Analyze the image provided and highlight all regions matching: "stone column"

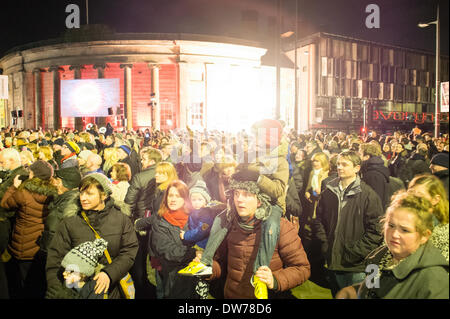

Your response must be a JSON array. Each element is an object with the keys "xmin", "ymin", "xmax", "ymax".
[
  {"xmin": 69, "ymin": 64, "xmax": 85, "ymax": 79},
  {"xmin": 94, "ymin": 63, "xmax": 106, "ymax": 79},
  {"xmin": 49, "ymin": 66, "xmax": 64, "ymax": 130},
  {"xmin": 178, "ymin": 62, "xmax": 189, "ymax": 129},
  {"xmin": 120, "ymin": 64, "xmax": 133, "ymax": 131},
  {"xmin": 149, "ymin": 64, "xmax": 161, "ymax": 130},
  {"xmin": 32, "ymin": 68, "xmax": 42, "ymax": 129}
]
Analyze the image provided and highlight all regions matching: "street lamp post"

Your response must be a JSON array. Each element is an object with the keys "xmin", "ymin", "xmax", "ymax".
[{"xmin": 418, "ymin": 4, "xmax": 440, "ymax": 138}]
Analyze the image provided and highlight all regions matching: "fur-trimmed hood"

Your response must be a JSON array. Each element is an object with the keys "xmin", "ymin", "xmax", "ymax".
[{"xmin": 19, "ymin": 177, "xmax": 58, "ymax": 200}]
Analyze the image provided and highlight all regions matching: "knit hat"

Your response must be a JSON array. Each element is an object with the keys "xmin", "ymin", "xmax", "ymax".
[
  {"xmin": 61, "ymin": 238, "xmax": 108, "ymax": 277},
  {"xmin": 53, "ymin": 138, "xmax": 64, "ymax": 146},
  {"xmin": 251, "ymin": 119, "xmax": 282, "ymax": 148},
  {"xmin": 189, "ymin": 180, "xmax": 211, "ymax": 203},
  {"xmin": 54, "ymin": 167, "xmax": 82, "ymax": 189},
  {"xmin": 82, "ymin": 173, "xmax": 113, "ymax": 195},
  {"xmin": 229, "ymin": 168, "xmax": 272, "ymax": 221},
  {"xmin": 430, "ymin": 153, "xmax": 449, "ymax": 169},
  {"xmin": 64, "ymin": 141, "xmax": 80, "ymax": 154},
  {"xmin": 78, "ymin": 150, "xmax": 93, "ymax": 162},
  {"xmin": 29, "ymin": 160, "xmax": 54, "ymax": 180},
  {"xmin": 118, "ymin": 145, "xmax": 131, "ymax": 156}
]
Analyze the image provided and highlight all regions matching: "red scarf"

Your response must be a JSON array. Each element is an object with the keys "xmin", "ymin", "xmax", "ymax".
[
  {"xmin": 163, "ymin": 209, "xmax": 189, "ymax": 229},
  {"xmin": 61, "ymin": 152, "xmax": 76, "ymax": 163}
]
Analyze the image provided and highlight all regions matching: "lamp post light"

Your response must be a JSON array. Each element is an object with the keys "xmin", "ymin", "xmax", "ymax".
[{"xmin": 418, "ymin": 4, "xmax": 440, "ymax": 138}]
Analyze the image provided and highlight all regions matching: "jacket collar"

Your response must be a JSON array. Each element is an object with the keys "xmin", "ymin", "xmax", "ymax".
[{"xmin": 326, "ymin": 175, "xmax": 362, "ymax": 197}]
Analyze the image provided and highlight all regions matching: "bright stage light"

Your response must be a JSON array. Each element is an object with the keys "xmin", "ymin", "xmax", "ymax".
[{"xmin": 73, "ymin": 83, "xmax": 102, "ymax": 113}]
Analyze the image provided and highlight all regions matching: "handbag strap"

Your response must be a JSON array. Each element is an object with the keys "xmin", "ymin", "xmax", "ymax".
[{"xmin": 81, "ymin": 211, "xmax": 113, "ymax": 264}]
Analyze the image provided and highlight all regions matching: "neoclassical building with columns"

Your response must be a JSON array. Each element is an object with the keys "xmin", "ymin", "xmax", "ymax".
[{"xmin": 0, "ymin": 26, "xmax": 295, "ymax": 132}]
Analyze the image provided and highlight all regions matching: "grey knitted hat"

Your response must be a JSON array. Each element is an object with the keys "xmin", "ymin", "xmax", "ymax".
[
  {"xmin": 189, "ymin": 180, "xmax": 211, "ymax": 203},
  {"xmin": 61, "ymin": 238, "xmax": 108, "ymax": 277},
  {"xmin": 82, "ymin": 173, "xmax": 113, "ymax": 195}
]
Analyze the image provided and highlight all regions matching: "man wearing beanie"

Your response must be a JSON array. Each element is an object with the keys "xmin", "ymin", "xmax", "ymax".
[
  {"xmin": 180, "ymin": 167, "xmax": 310, "ymax": 299},
  {"xmin": 52, "ymin": 137, "xmax": 65, "ymax": 166},
  {"xmin": 60, "ymin": 238, "xmax": 109, "ymax": 299},
  {"xmin": 60, "ymin": 141, "xmax": 80, "ymax": 169},
  {"xmin": 40, "ymin": 167, "xmax": 83, "ymax": 254},
  {"xmin": 430, "ymin": 152, "xmax": 449, "ymax": 194},
  {"xmin": 118, "ymin": 144, "xmax": 141, "ymax": 178}
]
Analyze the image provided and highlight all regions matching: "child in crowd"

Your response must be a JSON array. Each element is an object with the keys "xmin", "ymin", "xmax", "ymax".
[{"xmin": 61, "ymin": 238, "xmax": 109, "ymax": 299}]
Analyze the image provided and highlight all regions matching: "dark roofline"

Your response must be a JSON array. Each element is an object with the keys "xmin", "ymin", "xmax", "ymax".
[{"xmin": 2, "ymin": 26, "xmax": 264, "ymax": 57}]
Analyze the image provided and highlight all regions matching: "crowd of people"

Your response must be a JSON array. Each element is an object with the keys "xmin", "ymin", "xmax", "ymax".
[{"xmin": 0, "ymin": 120, "xmax": 448, "ymax": 299}]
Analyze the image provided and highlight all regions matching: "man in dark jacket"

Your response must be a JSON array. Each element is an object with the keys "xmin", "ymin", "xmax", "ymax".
[
  {"xmin": 0, "ymin": 148, "xmax": 29, "ymax": 299},
  {"xmin": 118, "ymin": 144, "xmax": 141, "ymax": 178},
  {"xmin": 124, "ymin": 147, "xmax": 162, "ymax": 299},
  {"xmin": 359, "ymin": 143, "xmax": 391, "ymax": 209},
  {"xmin": 314, "ymin": 150, "xmax": 384, "ymax": 297},
  {"xmin": 401, "ymin": 144, "xmax": 431, "ymax": 185},
  {"xmin": 430, "ymin": 152, "xmax": 449, "ymax": 194}
]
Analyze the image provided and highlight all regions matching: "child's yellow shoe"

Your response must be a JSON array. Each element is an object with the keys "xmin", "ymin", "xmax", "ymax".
[
  {"xmin": 178, "ymin": 261, "xmax": 212, "ymax": 276},
  {"xmin": 178, "ymin": 261, "xmax": 199, "ymax": 274},
  {"xmin": 252, "ymin": 276, "xmax": 268, "ymax": 299}
]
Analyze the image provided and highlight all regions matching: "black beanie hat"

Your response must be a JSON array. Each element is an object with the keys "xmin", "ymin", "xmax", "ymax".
[
  {"xmin": 54, "ymin": 167, "xmax": 82, "ymax": 189},
  {"xmin": 430, "ymin": 153, "xmax": 449, "ymax": 169},
  {"xmin": 53, "ymin": 138, "xmax": 64, "ymax": 146}
]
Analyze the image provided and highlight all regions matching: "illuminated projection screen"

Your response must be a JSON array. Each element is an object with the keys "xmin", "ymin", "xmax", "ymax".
[{"xmin": 61, "ymin": 79, "xmax": 120, "ymax": 117}]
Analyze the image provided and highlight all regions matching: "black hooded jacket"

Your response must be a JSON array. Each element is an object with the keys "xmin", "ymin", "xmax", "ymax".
[{"xmin": 360, "ymin": 156, "xmax": 390, "ymax": 209}]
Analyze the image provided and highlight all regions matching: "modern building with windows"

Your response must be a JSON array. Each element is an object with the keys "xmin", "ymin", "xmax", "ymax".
[{"xmin": 285, "ymin": 32, "xmax": 449, "ymax": 134}]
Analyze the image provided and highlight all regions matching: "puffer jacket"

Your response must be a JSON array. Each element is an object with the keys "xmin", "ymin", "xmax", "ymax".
[
  {"xmin": 1, "ymin": 178, "xmax": 58, "ymax": 260},
  {"xmin": 45, "ymin": 197, "xmax": 138, "ymax": 299},
  {"xmin": 314, "ymin": 176, "xmax": 384, "ymax": 272},
  {"xmin": 211, "ymin": 212, "xmax": 311, "ymax": 299},
  {"xmin": 39, "ymin": 189, "xmax": 80, "ymax": 254},
  {"xmin": 357, "ymin": 242, "xmax": 449, "ymax": 299},
  {"xmin": 124, "ymin": 165, "xmax": 157, "ymax": 221}
]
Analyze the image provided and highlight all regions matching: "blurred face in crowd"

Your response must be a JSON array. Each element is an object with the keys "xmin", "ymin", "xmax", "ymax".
[
  {"xmin": 0, "ymin": 153, "xmax": 14, "ymax": 171},
  {"xmin": 140, "ymin": 154, "xmax": 155, "ymax": 169},
  {"xmin": 233, "ymin": 189, "xmax": 260, "ymax": 221},
  {"xmin": 395, "ymin": 144, "xmax": 404, "ymax": 154},
  {"xmin": 295, "ymin": 150, "xmax": 305, "ymax": 162},
  {"xmin": 384, "ymin": 208, "xmax": 429, "ymax": 262},
  {"xmin": 155, "ymin": 170, "xmax": 168, "ymax": 184},
  {"xmin": 305, "ymin": 143, "xmax": 315, "ymax": 155},
  {"xmin": 167, "ymin": 186, "xmax": 185, "ymax": 211},
  {"xmin": 312, "ymin": 157, "xmax": 323, "ymax": 170},
  {"xmin": 221, "ymin": 166, "xmax": 236, "ymax": 180},
  {"xmin": 190, "ymin": 192, "xmax": 207, "ymax": 210},
  {"xmin": 80, "ymin": 185, "xmax": 106, "ymax": 211},
  {"xmin": 105, "ymin": 136, "xmax": 114, "ymax": 146},
  {"xmin": 60, "ymin": 144, "xmax": 71, "ymax": 157}
]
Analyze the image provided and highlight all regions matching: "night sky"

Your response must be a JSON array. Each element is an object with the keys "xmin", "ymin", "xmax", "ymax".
[{"xmin": 0, "ymin": 0, "xmax": 448, "ymax": 58}]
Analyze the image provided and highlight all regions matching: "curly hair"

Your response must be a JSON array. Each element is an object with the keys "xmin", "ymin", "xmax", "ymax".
[{"xmin": 382, "ymin": 190, "xmax": 434, "ymax": 237}]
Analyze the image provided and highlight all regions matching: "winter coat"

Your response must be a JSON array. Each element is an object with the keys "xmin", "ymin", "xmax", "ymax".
[
  {"xmin": 39, "ymin": 189, "xmax": 80, "ymax": 254},
  {"xmin": 124, "ymin": 165, "xmax": 157, "ymax": 221},
  {"xmin": 360, "ymin": 156, "xmax": 390, "ymax": 209},
  {"xmin": 400, "ymin": 152, "xmax": 431, "ymax": 185},
  {"xmin": 433, "ymin": 169, "xmax": 449, "ymax": 195},
  {"xmin": 314, "ymin": 176, "xmax": 384, "ymax": 272},
  {"xmin": 119, "ymin": 150, "xmax": 141, "ymax": 178},
  {"xmin": 183, "ymin": 203, "xmax": 226, "ymax": 249},
  {"xmin": 285, "ymin": 175, "xmax": 303, "ymax": 219},
  {"xmin": 357, "ymin": 242, "xmax": 449, "ymax": 299},
  {"xmin": 148, "ymin": 214, "xmax": 197, "ymax": 298},
  {"xmin": 250, "ymin": 140, "xmax": 290, "ymax": 213},
  {"xmin": 211, "ymin": 213, "xmax": 311, "ymax": 299},
  {"xmin": 202, "ymin": 165, "xmax": 227, "ymax": 203},
  {"xmin": 430, "ymin": 223, "xmax": 449, "ymax": 262},
  {"xmin": 0, "ymin": 166, "xmax": 29, "ymax": 253},
  {"xmin": 388, "ymin": 151, "xmax": 408, "ymax": 179},
  {"xmin": 45, "ymin": 197, "xmax": 138, "ymax": 299},
  {"xmin": 1, "ymin": 178, "xmax": 57, "ymax": 260}
]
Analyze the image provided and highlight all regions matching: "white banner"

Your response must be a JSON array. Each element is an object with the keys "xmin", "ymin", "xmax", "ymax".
[
  {"xmin": 0, "ymin": 75, "xmax": 8, "ymax": 99},
  {"xmin": 441, "ymin": 81, "xmax": 449, "ymax": 113}
]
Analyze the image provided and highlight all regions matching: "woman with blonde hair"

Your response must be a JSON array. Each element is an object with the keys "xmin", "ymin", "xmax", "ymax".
[
  {"xmin": 305, "ymin": 152, "xmax": 329, "ymax": 217},
  {"xmin": 337, "ymin": 191, "xmax": 448, "ymax": 299},
  {"xmin": 408, "ymin": 174, "xmax": 449, "ymax": 262},
  {"xmin": 110, "ymin": 162, "xmax": 132, "ymax": 202},
  {"xmin": 102, "ymin": 147, "xmax": 120, "ymax": 176},
  {"xmin": 38, "ymin": 145, "xmax": 59, "ymax": 171}
]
